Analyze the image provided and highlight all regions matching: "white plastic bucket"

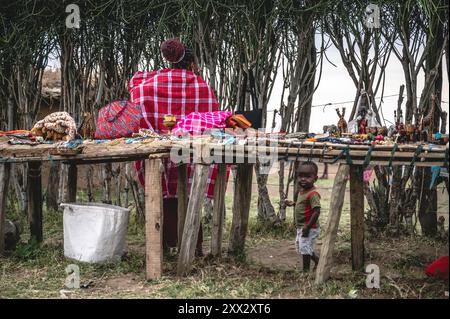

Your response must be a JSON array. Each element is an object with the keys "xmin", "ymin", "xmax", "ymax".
[{"xmin": 61, "ymin": 203, "xmax": 130, "ymax": 263}]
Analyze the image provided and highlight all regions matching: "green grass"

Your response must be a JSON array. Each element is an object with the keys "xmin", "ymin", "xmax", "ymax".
[{"xmin": 1, "ymin": 182, "xmax": 448, "ymax": 299}]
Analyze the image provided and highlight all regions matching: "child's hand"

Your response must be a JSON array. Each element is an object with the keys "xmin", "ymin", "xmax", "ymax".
[{"xmin": 284, "ymin": 200, "xmax": 295, "ymax": 207}]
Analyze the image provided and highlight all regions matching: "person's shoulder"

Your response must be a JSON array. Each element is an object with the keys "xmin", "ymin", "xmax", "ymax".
[
  {"xmin": 167, "ymin": 69, "xmax": 202, "ymax": 81},
  {"xmin": 130, "ymin": 70, "xmax": 161, "ymax": 81},
  {"xmin": 307, "ymin": 188, "xmax": 321, "ymax": 199}
]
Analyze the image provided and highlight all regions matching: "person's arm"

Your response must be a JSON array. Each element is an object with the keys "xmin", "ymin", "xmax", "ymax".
[
  {"xmin": 284, "ymin": 199, "xmax": 295, "ymax": 207},
  {"xmin": 285, "ymin": 191, "xmax": 299, "ymax": 207}
]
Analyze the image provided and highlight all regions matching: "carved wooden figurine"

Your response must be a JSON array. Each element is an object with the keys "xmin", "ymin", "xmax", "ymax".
[
  {"xmin": 420, "ymin": 94, "xmax": 437, "ymax": 141},
  {"xmin": 336, "ymin": 107, "xmax": 347, "ymax": 135},
  {"xmin": 79, "ymin": 112, "xmax": 96, "ymax": 140}
]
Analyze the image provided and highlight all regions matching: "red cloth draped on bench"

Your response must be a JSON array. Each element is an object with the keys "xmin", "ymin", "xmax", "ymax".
[{"xmin": 129, "ymin": 69, "xmax": 229, "ymax": 198}]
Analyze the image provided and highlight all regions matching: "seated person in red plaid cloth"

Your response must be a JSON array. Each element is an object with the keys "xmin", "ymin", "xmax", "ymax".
[{"xmin": 129, "ymin": 38, "xmax": 227, "ymax": 256}]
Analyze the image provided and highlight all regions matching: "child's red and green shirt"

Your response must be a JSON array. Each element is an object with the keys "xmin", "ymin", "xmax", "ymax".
[{"xmin": 294, "ymin": 187, "xmax": 321, "ymax": 229}]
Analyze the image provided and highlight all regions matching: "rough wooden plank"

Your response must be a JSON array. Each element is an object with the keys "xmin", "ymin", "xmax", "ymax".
[
  {"xmin": 228, "ymin": 164, "xmax": 253, "ymax": 255},
  {"xmin": 350, "ymin": 165, "xmax": 365, "ymax": 271},
  {"xmin": 67, "ymin": 163, "xmax": 77, "ymax": 203},
  {"xmin": 275, "ymin": 140, "xmax": 447, "ymax": 152},
  {"xmin": 1, "ymin": 139, "xmax": 447, "ymax": 168},
  {"xmin": 145, "ymin": 158, "xmax": 163, "ymax": 280},
  {"xmin": 315, "ymin": 164, "xmax": 350, "ymax": 285},
  {"xmin": 253, "ymin": 145, "xmax": 445, "ymax": 159},
  {"xmin": 173, "ymin": 139, "xmax": 447, "ymax": 152},
  {"xmin": 177, "ymin": 164, "xmax": 188, "ymax": 251},
  {"xmin": 0, "ymin": 163, "xmax": 11, "ymax": 254},
  {"xmin": 211, "ymin": 164, "xmax": 227, "ymax": 257},
  {"xmin": 0, "ymin": 145, "xmax": 172, "ymax": 164},
  {"xmin": 179, "ymin": 143, "xmax": 447, "ymax": 167},
  {"xmin": 177, "ymin": 164, "xmax": 210, "ymax": 276},
  {"xmin": 27, "ymin": 161, "xmax": 43, "ymax": 243}
]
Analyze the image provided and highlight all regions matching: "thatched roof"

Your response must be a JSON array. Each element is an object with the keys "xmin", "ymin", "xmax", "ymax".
[{"xmin": 41, "ymin": 68, "xmax": 61, "ymax": 98}]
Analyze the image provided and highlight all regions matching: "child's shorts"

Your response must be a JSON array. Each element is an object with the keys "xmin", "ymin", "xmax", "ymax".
[{"xmin": 296, "ymin": 227, "xmax": 320, "ymax": 256}]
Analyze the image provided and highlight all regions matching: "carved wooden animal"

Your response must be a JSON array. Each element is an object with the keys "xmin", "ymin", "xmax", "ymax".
[
  {"xmin": 79, "ymin": 112, "xmax": 96, "ymax": 140},
  {"xmin": 420, "ymin": 94, "xmax": 437, "ymax": 140},
  {"xmin": 336, "ymin": 108, "xmax": 347, "ymax": 135}
]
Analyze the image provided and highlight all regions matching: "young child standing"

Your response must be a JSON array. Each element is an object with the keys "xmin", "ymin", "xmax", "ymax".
[{"xmin": 286, "ymin": 161, "xmax": 321, "ymax": 272}]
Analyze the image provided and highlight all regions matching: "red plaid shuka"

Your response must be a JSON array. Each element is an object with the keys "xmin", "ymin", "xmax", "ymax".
[
  {"xmin": 129, "ymin": 69, "xmax": 227, "ymax": 198},
  {"xmin": 129, "ymin": 69, "xmax": 220, "ymax": 133}
]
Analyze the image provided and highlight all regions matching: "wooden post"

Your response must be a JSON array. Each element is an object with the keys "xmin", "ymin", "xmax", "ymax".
[
  {"xmin": 177, "ymin": 164, "xmax": 210, "ymax": 276},
  {"xmin": 211, "ymin": 164, "xmax": 227, "ymax": 257},
  {"xmin": 145, "ymin": 158, "xmax": 163, "ymax": 280},
  {"xmin": 0, "ymin": 163, "xmax": 11, "ymax": 255},
  {"xmin": 177, "ymin": 164, "xmax": 188, "ymax": 251},
  {"xmin": 27, "ymin": 161, "xmax": 43, "ymax": 243},
  {"xmin": 315, "ymin": 164, "xmax": 349, "ymax": 285},
  {"xmin": 350, "ymin": 165, "xmax": 364, "ymax": 271},
  {"xmin": 228, "ymin": 163, "xmax": 253, "ymax": 255},
  {"xmin": 67, "ymin": 163, "xmax": 77, "ymax": 203}
]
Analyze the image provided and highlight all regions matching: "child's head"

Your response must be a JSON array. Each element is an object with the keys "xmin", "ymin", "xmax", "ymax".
[{"xmin": 296, "ymin": 161, "xmax": 318, "ymax": 190}]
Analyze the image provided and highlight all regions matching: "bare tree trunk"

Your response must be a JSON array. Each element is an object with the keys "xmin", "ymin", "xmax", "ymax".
[
  {"xmin": 388, "ymin": 167, "xmax": 402, "ymax": 234},
  {"xmin": 296, "ymin": 30, "xmax": 316, "ymax": 132},
  {"xmin": 203, "ymin": 198, "xmax": 213, "ymax": 225},
  {"xmin": 137, "ymin": 186, "xmax": 145, "ymax": 221},
  {"xmin": 440, "ymin": 111, "xmax": 447, "ymax": 134},
  {"xmin": 416, "ymin": 20, "xmax": 445, "ymax": 236},
  {"xmin": 124, "ymin": 163, "xmax": 130, "ymax": 208},
  {"xmin": 255, "ymin": 160, "xmax": 280, "ymax": 226},
  {"xmin": 86, "ymin": 165, "xmax": 95, "ymax": 202},
  {"xmin": 385, "ymin": 86, "xmax": 403, "ymax": 233},
  {"xmin": 446, "ymin": 30, "xmax": 449, "ymax": 81},
  {"xmin": 12, "ymin": 164, "xmax": 27, "ymax": 215},
  {"xmin": 280, "ymin": 45, "xmax": 303, "ymax": 132},
  {"xmin": 418, "ymin": 168, "xmax": 438, "ymax": 237},
  {"xmin": 58, "ymin": 164, "xmax": 67, "ymax": 205},
  {"xmin": 7, "ymin": 94, "xmax": 14, "ymax": 131},
  {"xmin": 102, "ymin": 163, "xmax": 112, "ymax": 204},
  {"xmin": 278, "ymin": 161, "xmax": 287, "ymax": 221},
  {"xmin": 126, "ymin": 170, "xmax": 145, "ymax": 223},
  {"xmin": 46, "ymin": 162, "xmax": 60, "ymax": 211},
  {"xmin": 113, "ymin": 163, "xmax": 121, "ymax": 207}
]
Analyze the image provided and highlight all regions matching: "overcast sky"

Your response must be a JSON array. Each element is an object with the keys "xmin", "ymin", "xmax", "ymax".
[{"xmin": 267, "ymin": 39, "xmax": 449, "ymax": 133}]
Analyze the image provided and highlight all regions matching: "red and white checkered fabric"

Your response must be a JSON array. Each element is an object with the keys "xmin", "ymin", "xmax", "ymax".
[
  {"xmin": 129, "ymin": 69, "xmax": 229, "ymax": 198},
  {"xmin": 129, "ymin": 69, "xmax": 220, "ymax": 133},
  {"xmin": 150, "ymin": 160, "xmax": 230, "ymax": 200},
  {"xmin": 172, "ymin": 111, "xmax": 232, "ymax": 136}
]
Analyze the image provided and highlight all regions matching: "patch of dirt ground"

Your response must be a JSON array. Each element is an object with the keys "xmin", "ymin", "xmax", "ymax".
[
  {"xmin": 247, "ymin": 237, "xmax": 448, "ymax": 279},
  {"xmin": 248, "ymin": 239, "xmax": 321, "ymax": 271}
]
